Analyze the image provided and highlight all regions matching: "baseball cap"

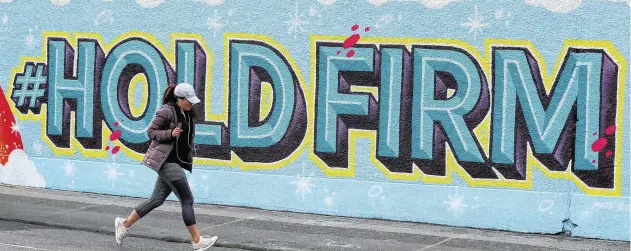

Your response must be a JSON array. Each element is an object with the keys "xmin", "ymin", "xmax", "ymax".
[{"xmin": 173, "ymin": 83, "xmax": 200, "ymax": 104}]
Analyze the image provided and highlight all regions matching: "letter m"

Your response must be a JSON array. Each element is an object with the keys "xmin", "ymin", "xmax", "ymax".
[{"xmin": 491, "ymin": 46, "xmax": 618, "ymax": 189}]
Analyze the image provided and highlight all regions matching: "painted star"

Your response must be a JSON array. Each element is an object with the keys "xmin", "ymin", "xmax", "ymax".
[
  {"xmin": 444, "ymin": 194, "xmax": 468, "ymax": 217},
  {"xmin": 33, "ymin": 142, "xmax": 43, "ymax": 155},
  {"xmin": 207, "ymin": 10, "xmax": 224, "ymax": 38},
  {"xmin": 290, "ymin": 165, "xmax": 315, "ymax": 200},
  {"xmin": 285, "ymin": 1, "xmax": 309, "ymax": 39},
  {"xmin": 324, "ymin": 192, "xmax": 335, "ymax": 206},
  {"xmin": 104, "ymin": 163, "xmax": 124, "ymax": 186},
  {"xmin": 10, "ymin": 122, "xmax": 20, "ymax": 134},
  {"xmin": 461, "ymin": 5, "xmax": 488, "ymax": 39},
  {"xmin": 25, "ymin": 28, "xmax": 35, "ymax": 49},
  {"xmin": 62, "ymin": 160, "xmax": 75, "ymax": 177}
]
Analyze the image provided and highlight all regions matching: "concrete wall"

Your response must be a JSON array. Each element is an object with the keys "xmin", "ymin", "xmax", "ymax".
[{"xmin": 0, "ymin": 0, "xmax": 629, "ymax": 241}]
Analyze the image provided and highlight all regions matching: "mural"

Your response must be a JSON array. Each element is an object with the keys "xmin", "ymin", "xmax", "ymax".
[{"xmin": 0, "ymin": 0, "xmax": 628, "ymax": 241}]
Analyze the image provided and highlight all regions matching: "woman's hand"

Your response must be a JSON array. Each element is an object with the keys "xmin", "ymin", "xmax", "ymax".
[{"xmin": 172, "ymin": 128, "xmax": 183, "ymax": 137}]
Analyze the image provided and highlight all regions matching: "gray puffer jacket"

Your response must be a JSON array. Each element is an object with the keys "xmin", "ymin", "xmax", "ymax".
[{"xmin": 141, "ymin": 102, "xmax": 195, "ymax": 172}]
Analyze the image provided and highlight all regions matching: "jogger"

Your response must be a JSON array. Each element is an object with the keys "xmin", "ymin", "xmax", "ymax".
[{"xmin": 114, "ymin": 83, "xmax": 217, "ymax": 250}]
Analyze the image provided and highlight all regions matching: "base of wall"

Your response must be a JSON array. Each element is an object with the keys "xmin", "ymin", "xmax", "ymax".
[{"xmin": 3, "ymin": 156, "xmax": 629, "ymax": 241}]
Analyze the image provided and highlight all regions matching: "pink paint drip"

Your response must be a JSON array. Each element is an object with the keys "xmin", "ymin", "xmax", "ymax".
[
  {"xmin": 591, "ymin": 138, "xmax": 608, "ymax": 152},
  {"xmin": 606, "ymin": 151, "xmax": 613, "ymax": 158},
  {"xmin": 110, "ymin": 130, "xmax": 122, "ymax": 141},
  {"xmin": 105, "ymin": 146, "xmax": 110, "ymax": 151},
  {"xmin": 112, "ymin": 146, "xmax": 120, "ymax": 154},
  {"xmin": 114, "ymin": 121, "xmax": 119, "ymax": 127},
  {"xmin": 341, "ymin": 24, "xmax": 370, "ymax": 58},
  {"xmin": 605, "ymin": 125, "xmax": 616, "ymax": 135},
  {"xmin": 343, "ymin": 34, "xmax": 361, "ymax": 49},
  {"xmin": 592, "ymin": 160, "xmax": 597, "ymax": 163}
]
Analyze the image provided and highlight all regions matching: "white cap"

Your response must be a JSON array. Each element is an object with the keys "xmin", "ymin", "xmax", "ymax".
[{"xmin": 174, "ymin": 83, "xmax": 200, "ymax": 104}]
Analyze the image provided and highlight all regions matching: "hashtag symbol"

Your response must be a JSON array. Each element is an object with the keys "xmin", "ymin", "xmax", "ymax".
[{"xmin": 11, "ymin": 63, "xmax": 48, "ymax": 114}]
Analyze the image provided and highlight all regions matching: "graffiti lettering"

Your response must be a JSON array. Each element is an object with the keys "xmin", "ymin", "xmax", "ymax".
[{"xmin": 7, "ymin": 32, "xmax": 624, "ymax": 195}]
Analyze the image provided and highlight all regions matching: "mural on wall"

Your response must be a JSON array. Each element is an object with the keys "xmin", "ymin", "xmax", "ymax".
[
  {"xmin": 6, "ymin": 31, "xmax": 625, "ymax": 195},
  {"xmin": 0, "ymin": 0, "xmax": 628, "ymax": 241}
]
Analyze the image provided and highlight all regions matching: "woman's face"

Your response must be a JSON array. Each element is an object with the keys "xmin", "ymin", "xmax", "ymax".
[{"xmin": 178, "ymin": 98, "xmax": 193, "ymax": 111}]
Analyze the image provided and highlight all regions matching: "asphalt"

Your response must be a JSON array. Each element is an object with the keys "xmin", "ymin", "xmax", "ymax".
[
  {"xmin": 0, "ymin": 219, "xmax": 242, "ymax": 251},
  {"xmin": 0, "ymin": 185, "xmax": 628, "ymax": 251}
]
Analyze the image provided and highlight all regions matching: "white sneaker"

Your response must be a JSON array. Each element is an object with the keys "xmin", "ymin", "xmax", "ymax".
[
  {"xmin": 192, "ymin": 236, "xmax": 218, "ymax": 250},
  {"xmin": 114, "ymin": 217, "xmax": 129, "ymax": 245}
]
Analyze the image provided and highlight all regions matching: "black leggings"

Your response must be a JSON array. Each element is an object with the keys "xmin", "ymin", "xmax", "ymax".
[{"xmin": 135, "ymin": 163, "xmax": 196, "ymax": 226}]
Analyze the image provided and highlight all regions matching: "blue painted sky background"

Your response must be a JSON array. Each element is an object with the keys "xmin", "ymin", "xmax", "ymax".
[{"xmin": 0, "ymin": 0, "xmax": 629, "ymax": 241}]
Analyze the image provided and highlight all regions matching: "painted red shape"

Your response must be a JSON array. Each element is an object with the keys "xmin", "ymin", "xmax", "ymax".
[
  {"xmin": 364, "ymin": 27, "xmax": 370, "ymax": 32},
  {"xmin": 336, "ymin": 50, "xmax": 341, "ymax": 55},
  {"xmin": 114, "ymin": 121, "xmax": 119, "ymax": 127},
  {"xmin": 343, "ymin": 34, "xmax": 361, "ymax": 49},
  {"xmin": 0, "ymin": 87, "xmax": 24, "ymax": 165},
  {"xmin": 605, "ymin": 125, "xmax": 616, "ymax": 135},
  {"xmin": 592, "ymin": 160, "xmax": 597, "ymax": 163},
  {"xmin": 112, "ymin": 146, "xmax": 121, "ymax": 154},
  {"xmin": 591, "ymin": 138, "xmax": 608, "ymax": 152},
  {"xmin": 110, "ymin": 130, "xmax": 122, "ymax": 141},
  {"xmin": 606, "ymin": 151, "xmax": 613, "ymax": 157},
  {"xmin": 346, "ymin": 50, "xmax": 355, "ymax": 57},
  {"xmin": 105, "ymin": 146, "xmax": 110, "ymax": 151},
  {"xmin": 593, "ymin": 132, "xmax": 597, "ymax": 136},
  {"xmin": 351, "ymin": 24, "xmax": 359, "ymax": 31}
]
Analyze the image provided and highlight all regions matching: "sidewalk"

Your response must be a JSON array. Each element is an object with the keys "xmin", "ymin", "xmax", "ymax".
[{"xmin": 0, "ymin": 185, "xmax": 628, "ymax": 251}]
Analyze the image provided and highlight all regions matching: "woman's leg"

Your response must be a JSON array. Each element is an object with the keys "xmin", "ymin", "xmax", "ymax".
[
  {"xmin": 158, "ymin": 163, "xmax": 200, "ymax": 243},
  {"xmin": 127, "ymin": 175, "xmax": 173, "ymax": 227}
]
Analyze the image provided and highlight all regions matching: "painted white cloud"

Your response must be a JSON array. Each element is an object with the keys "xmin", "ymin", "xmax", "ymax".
[
  {"xmin": 193, "ymin": 0, "xmax": 224, "ymax": 6},
  {"xmin": 50, "ymin": 0, "xmax": 71, "ymax": 6},
  {"xmin": 524, "ymin": 0, "xmax": 582, "ymax": 13},
  {"xmin": 0, "ymin": 149, "xmax": 46, "ymax": 188},
  {"xmin": 317, "ymin": 0, "xmax": 337, "ymax": 5},
  {"xmin": 0, "ymin": 0, "xmax": 13, "ymax": 3},
  {"xmin": 603, "ymin": 0, "xmax": 630, "ymax": 4},
  {"xmin": 525, "ymin": 0, "xmax": 629, "ymax": 13},
  {"xmin": 367, "ymin": 0, "xmax": 459, "ymax": 8},
  {"xmin": 136, "ymin": 0, "xmax": 163, "ymax": 8}
]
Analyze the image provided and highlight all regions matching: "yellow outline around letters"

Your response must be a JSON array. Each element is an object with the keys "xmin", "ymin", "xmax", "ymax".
[
  {"xmin": 5, "ymin": 31, "xmax": 625, "ymax": 196},
  {"xmin": 307, "ymin": 35, "xmax": 625, "ymax": 196},
  {"xmin": 5, "ymin": 31, "xmax": 310, "ymax": 172}
]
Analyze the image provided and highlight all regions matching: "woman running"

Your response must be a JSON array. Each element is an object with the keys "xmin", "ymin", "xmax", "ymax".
[{"xmin": 114, "ymin": 83, "xmax": 217, "ymax": 250}]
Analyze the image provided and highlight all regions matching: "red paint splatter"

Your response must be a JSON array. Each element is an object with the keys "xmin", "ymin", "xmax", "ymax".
[
  {"xmin": 592, "ymin": 160, "xmax": 597, "ymax": 163},
  {"xmin": 351, "ymin": 24, "xmax": 359, "ymax": 31},
  {"xmin": 605, "ymin": 125, "xmax": 616, "ymax": 135},
  {"xmin": 336, "ymin": 51, "xmax": 341, "ymax": 55},
  {"xmin": 114, "ymin": 121, "xmax": 119, "ymax": 127},
  {"xmin": 346, "ymin": 50, "xmax": 355, "ymax": 57},
  {"xmin": 343, "ymin": 34, "xmax": 361, "ymax": 49},
  {"xmin": 606, "ymin": 151, "xmax": 613, "ymax": 158},
  {"xmin": 112, "ymin": 146, "xmax": 121, "ymax": 154},
  {"xmin": 110, "ymin": 130, "xmax": 122, "ymax": 141},
  {"xmin": 0, "ymin": 87, "xmax": 24, "ymax": 165},
  {"xmin": 591, "ymin": 138, "xmax": 608, "ymax": 152},
  {"xmin": 364, "ymin": 27, "xmax": 370, "ymax": 32},
  {"xmin": 105, "ymin": 146, "xmax": 110, "ymax": 151}
]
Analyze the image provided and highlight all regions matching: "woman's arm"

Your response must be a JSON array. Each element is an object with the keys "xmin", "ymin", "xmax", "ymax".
[{"xmin": 147, "ymin": 108, "xmax": 173, "ymax": 143}]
